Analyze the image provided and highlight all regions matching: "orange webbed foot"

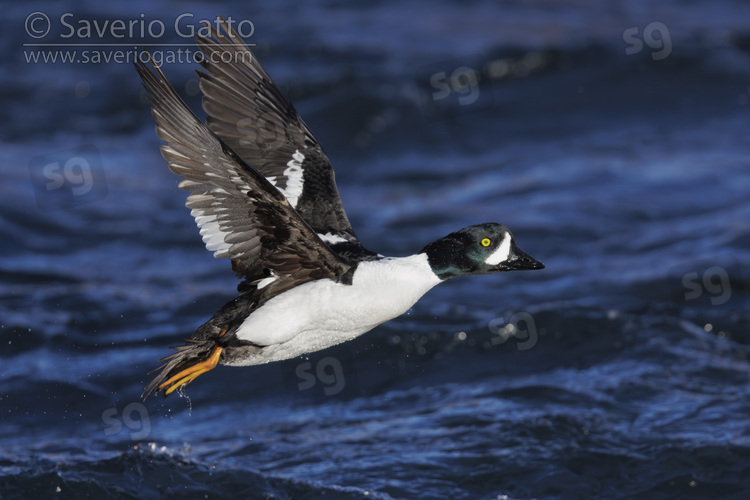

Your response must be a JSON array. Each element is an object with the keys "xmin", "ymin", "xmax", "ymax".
[{"xmin": 158, "ymin": 345, "xmax": 223, "ymax": 396}]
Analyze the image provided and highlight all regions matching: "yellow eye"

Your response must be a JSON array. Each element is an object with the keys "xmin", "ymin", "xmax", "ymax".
[{"xmin": 481, "ymin": 238, "xmax": 491, "ymax": 247}]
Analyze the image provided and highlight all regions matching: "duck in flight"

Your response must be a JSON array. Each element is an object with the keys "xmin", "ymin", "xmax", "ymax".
[{"xmin": 136, "ymin": 18, "xmax": 544, "ymax": 399}]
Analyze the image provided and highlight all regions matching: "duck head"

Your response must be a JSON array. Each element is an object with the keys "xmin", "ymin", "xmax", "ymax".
[{"xmin": 421, "ymin": 223, "xmax": 544, "ymax": 280}]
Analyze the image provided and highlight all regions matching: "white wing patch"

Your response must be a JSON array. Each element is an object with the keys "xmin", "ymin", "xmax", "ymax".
[
  {"xmin": 318, "ymin": 232, "xmax": 349, "ymax": 245},
  {"xmin": 261, "ymin": 151, "xmax": 305, "ymax": 207},
  {"xmin": 190, "ymin": 208, "xmax": 232, "ymax": 256},
  {"xmin": 484, "ymin": 234, "xmax": 512, "ymax": 266},
  {"xmin": 267, "ymin": 150, "xmax": 305, "ymax": 208},
  {"xmin": 256, "ymin": 273, "xmax": 278, "ymax": 290}
]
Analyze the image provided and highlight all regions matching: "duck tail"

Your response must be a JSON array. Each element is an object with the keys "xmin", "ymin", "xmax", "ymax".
[{"xmin": 142, "ymin": 337, "xmax": 222, "ymax": 399}]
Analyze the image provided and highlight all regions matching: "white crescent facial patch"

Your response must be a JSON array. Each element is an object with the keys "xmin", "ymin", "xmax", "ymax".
[{"xmin": 484, "ymin": 234, "xmax": 512, "ymax": 266}]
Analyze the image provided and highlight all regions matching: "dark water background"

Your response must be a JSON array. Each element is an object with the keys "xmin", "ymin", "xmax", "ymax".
[{"xmin": 2, "ymin": 1, "xmax": 750, "ymax": 498}]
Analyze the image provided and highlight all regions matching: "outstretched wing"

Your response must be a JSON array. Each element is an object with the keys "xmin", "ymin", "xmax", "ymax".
[
  {"xmin": 135, "ymin": 56, "xmax": 351, "ymax": 299},
  {"xmin": 194, "ymin": 18, "xmax": 365, "ymax": 251}
]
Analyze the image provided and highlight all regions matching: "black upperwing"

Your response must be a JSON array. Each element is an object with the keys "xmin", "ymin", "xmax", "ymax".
[
  {"xmin": 135, "ymin": 56, "xmax": 352, "ymax": 300},
  {"xmin": 194, "ymin": 18, "xmax": 372, "ymax": 258}
]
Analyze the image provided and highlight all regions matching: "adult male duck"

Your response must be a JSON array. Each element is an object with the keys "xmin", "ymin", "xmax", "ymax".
[{"xmin": 137, "ymin": 18, "xmax": 544, "ymax": 399}]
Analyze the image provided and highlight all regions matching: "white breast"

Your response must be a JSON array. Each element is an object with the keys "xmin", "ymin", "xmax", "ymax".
[{"xmin": 229, "ymin": 254, "xmax": 441, "ymax": 366}]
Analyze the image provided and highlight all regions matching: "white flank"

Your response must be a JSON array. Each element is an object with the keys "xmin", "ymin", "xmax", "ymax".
[
  {"xmin": 230, "ymin": 254, "xmax": 441, "ymax": 365},
  {"xmin": 484, "ymin": 233, "xmax": 512, "ymax": 266},
  {"xmin": 274, "ymin": 150, "xmax": 305, "ymax": 207},
  {"xmin": 318, "ymin": 232, "xmax": 349, "ymax": 245},
  {"xmin": 191, "ymin": 208, "xmax": 232, "ymax": 255}
]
